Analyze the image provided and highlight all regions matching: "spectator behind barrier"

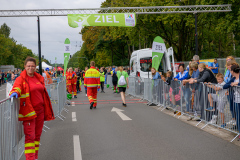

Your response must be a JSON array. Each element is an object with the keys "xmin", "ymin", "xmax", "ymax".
[
  {"xmin": 207, "ymin": 73, "xmax": 228, "ymax": 127},
  {"xmin": 189, "ymin": 63, "xmax": 217, "ymax": 119},
  {"xmin": 174, "ymin": 64, "xmax": 191, "ymax": 112},
  {"xmin": 189, "ymin": 63, "xmax": 217, "ymax": 84},
  {"xmin": 223, "ymin": 64, "xmax": 240, "ymax": 133},
  {"xmin": 183, "ymin": 61, "xmax": 199, "ymax": 85},
  {"xmin": 224, "ymin": 56, "xmax": 235, "ymax": 75},
  {"xmin": 224, "ymin": 60, "xmax": 237, "ymax": 83},
  {"xmin": 174, "ymin": 64, "xmax": 189, "ymax": 81},
  {"xmin": 209, "ymin": 58, "xmax": 219, "ymax": 76},
  {"xmin": 151, "ymin": 67, "xmax": 161, "ymax": 86},
  {"xmin": 192, "ymin": 55, "xmax": 200, "ymax": 64},
  {"xmin": 161, "ymin": 71, "xmax": 173, "ymax": 86}
]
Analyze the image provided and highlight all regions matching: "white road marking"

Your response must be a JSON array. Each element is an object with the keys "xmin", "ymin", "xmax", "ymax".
[
  {"xmin": 111, "ymin": 107, "xmax": 132, "ymax": 121},
  {"xmin": 72, "ymin": 112, "xmax": 77, "ymax": 122},
  {"xmin": 73, "ymin": 135, "xmax": 82, "ymax": 160},
  {"xmin": 72, "ymin": 102, "xmax": 75, "ymax": 106}
]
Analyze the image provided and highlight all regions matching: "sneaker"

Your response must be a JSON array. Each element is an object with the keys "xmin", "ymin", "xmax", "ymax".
[
  {"xmin": 86, "ymin": 94, "xmax": 87, "ymax": 97},
  {"xmin": 232, "ymin": 120, "xmax": 236, "ymax": 126},
  {"xmin": 149, "ymin": 103, "xmax": 156, "ymax": 106},
  {"xmin": 74, "ymin": 95, "xmax": 77, "ymax": 98},
  {"xmin": 93, "ymin": 106, "xmax": 97, "ymax": 109},
  {"xmin": 227, "ymin": 119, "xmax": 235, "ymax": 125},
  {"xmin": 90, "ymin": 102, "xmax": 94, "ymax": 110},
  {"xmin": 205, "ymin": 107, "xmax": 214, "ymax": 111},
  {"xmin": 102, "ymin": 91, "xmax": 105, "ymax": 93},
  {"xmin": 221, "ymin": 123, "xmax": 226, "ymax": 128},
  {"xmin": 209, "ymin": 115, "xmax": 217, "ymax": 124},
  {"xmin": 123, "ymin": 103, "xmax": 127, "ymax": 107},
  {"xmin": 187, "ymin": 117, "xmax": 193, "ymax": 121}
]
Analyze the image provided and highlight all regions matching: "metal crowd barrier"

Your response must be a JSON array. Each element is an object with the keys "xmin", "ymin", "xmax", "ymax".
[
  {"xmin": 126, "ymin": 76, "xmax": 240, "ymax": 142},
  {"xmin": 1, "ymin": 78, "xmax": 69, "ymax": 160},
  {"xmin": 45, "ymin": 78, "xmax": 69, "ymax": 121},
  {"xmin": 106, "ymin": 75, "xmax": 113, "ymax": 88},
  {"xmin": 0, "ymin": 98, "xmax": 24, "ymax": 160}
]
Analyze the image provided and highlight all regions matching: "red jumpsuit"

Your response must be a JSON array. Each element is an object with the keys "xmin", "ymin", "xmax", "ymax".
[
  {"xmin": 9, "ymin": 70, "xmax": 54, "ymax": 160},
  {"xmin": 67, "ymin": 72, "xmax": 77, "ymax": 96},
  {"xmin": 84, "ymin": 67, "xmax": 100, "ymax": 108}
]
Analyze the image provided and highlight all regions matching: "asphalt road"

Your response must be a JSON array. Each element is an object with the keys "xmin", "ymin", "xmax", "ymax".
[{"xmin": 20, "ymin": 87, "xmax": 240, "ymax": 160}]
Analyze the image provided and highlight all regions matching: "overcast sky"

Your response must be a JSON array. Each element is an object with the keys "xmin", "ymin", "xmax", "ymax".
[{"xmin": 0, "ymin": 0, "xmax": 104, "ymax": 64}]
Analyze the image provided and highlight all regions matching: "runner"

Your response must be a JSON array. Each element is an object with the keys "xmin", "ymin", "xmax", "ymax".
[{"xmin": 117, "ymin": 66, "xmax": 129, "ymax": 107}]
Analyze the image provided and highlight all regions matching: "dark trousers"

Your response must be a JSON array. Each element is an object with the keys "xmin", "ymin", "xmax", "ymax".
[
  {"xmin": 76, "ymin": 80, "xmax": 80, "ymax": 91},
  {"xmin": 100, "ymin": 82, "xmax": 104, "ymax": 91}
]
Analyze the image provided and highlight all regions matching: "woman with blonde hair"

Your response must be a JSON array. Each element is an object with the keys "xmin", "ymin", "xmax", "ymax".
[
  {"xmin": 224, "ymin": 60, "xmax": 237, "ymax": 83},
  {"xmin": 117, "ymin": 66, "xmax": 129, "ymax": 107},
  {"xmin": 189, "ymin": 63, "xmax": 217, "ymax": 84},
  {"xmin": 189, "ymin": 63, "xmax": 218, "ymax": 119}
]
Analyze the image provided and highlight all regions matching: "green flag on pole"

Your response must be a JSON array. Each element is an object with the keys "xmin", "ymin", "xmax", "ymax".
[
  {"xmin": 152, "ymin": 36, "xmax": 166, "ymax": 71},
  {"xmin": 55, "ymin": 57, "xmax": 57, "ymax": 72},
  {"xmin": 64, "ymin": 38, "xmax": 71, "ymax": 77}
]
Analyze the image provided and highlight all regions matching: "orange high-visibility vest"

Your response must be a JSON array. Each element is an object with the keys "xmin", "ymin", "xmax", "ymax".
[
  {"xmin": 84, "ymin": 67, "xmax": 100, "ymax": 88},
  {"xmin": 9, "ymin": 70, "xmax": 55, "ymax": 121}
]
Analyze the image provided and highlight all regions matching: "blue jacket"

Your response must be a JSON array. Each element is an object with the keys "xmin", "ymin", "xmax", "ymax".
[
  {"xmin": 152, "ymin": 72, "xmax": 161, "ymax": 86},
  {"xmin": 174, "ymin": 71, "xmax": 189, "ymax": 81},
  {"xmin": 224, "ymin": 69, "xmax": 232, "ymax": 83},
  {"xmin": 152, "ymin": 72, "xmax": 161, "ymax": 80},
  {"xmin": 223, "ymin": 75, "xmax": 240, "ymax": 89},
  {"xmin": 210, "ymin": 62, "xmax": 219, "ymax": 74}
]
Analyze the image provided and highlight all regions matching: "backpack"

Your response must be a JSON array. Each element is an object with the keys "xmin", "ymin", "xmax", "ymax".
[{"xmin": 118, "ymin": 72, "xmax": 126, "ymax": 86}]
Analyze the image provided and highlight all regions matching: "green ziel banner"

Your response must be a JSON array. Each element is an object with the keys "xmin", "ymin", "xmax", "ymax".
[
  {"xmin": 64, "ymin": 38, "xmax": 71, "ymax": 77},
  {"xmin": 152, "ymin": 36, "xmax": 166, "ymax": 71},
  {"xmin": 68, "ymin": 13, "xmax": 136, "ymax": 28}
]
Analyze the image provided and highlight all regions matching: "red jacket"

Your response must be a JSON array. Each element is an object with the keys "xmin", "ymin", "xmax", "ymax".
[
  {"xmin": 66, "ymin": 71, "xmax": 77, "ymax": 85},
  {"xmin": 9, "ymin": 70, "xmax": 55, "ymax": 121},
  {"xmin": 84, "ymin": 67, "xmax": 100, "ymax": 88}
]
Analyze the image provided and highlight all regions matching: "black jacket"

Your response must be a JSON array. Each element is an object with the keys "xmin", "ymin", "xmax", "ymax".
[
  {"xmin": 197, "ymin": 68, "xmax": 217, "ymax": 84},
  {"xmin": 112, "ymin": 72, "xmax": 118, "ymax": 82}
]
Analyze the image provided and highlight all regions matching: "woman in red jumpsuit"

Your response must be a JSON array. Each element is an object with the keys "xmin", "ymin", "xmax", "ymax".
[
  {"xmin": 9, "ymin": 57, "xmax": 55, "ymax": 160},
  {"xmin": 66, "ymin": 67, "xmax": 77, "ymax": 98}
]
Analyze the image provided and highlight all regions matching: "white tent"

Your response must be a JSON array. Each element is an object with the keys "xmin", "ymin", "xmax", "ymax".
[{"xmin": 36, "ymin": 61, "xmax": 53, "ymax": 70}]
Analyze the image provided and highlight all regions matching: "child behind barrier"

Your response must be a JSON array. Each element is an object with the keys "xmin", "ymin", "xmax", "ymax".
[
  {"xmin": 161, "ymin": 71, "xmax": 173, "ymax": 105},
  {"xmin": 207, "ymin": 73, "xmax": 227, "ymax": 127}
]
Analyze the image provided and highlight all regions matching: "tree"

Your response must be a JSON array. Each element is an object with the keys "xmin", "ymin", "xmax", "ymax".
[
  {"xmin": 0, "ymin": 23, "xmax": 11, "ymax": 38},
  {"xmin": 77, "ymin": 0, "xmax": 240, "ymax": 67}
]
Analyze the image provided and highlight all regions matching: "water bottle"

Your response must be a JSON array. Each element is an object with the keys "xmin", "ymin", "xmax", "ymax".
[{"xmin": 194, "ymin": 111, "xmax": 198, "ymax": 117}]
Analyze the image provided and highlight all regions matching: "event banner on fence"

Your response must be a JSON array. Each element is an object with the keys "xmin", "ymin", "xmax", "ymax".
[
  {"xmin": 152, "ymin": 36, "xmax": 166, "ymax": 71},
  {"xmin": 199, "ymin": 59, "xmax": 214, "ymax": 68},
  {"xmin": 64, "ymin": 38, "xmax": 71, "ymax": 76},
  {"xmin": 68, "ymin": 13, "xmax": 136, "ymax": 28}
]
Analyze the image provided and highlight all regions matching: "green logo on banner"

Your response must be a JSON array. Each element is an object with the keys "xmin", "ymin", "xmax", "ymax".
[{"xmin": 68, "ymin": 13, "xmax": 136, "ymax": 28}]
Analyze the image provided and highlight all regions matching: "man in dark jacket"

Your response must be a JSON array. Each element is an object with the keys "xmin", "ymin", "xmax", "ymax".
[{"xmin": 75, "ymin": 68, "xmax": 81, "ymax": 93}]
